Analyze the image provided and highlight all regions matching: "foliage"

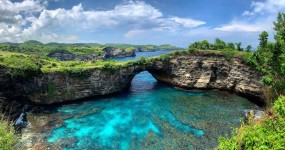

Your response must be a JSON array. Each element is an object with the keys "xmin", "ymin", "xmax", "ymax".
[
  {"xmin": 273, "ymin": 12, "xmax": 285, "ymax": 40},
  {"xmin": 246, "ymin": 45, "xmax": 252, "ymax": 52},
  {"xmin": 227, "ymin": 42, "xmax": 236, "ymax": 50},
  {"xmin": 259, "ymin": 31, "xmax": 269, "ymax": 49},
  {"xmin": 188, "ymin": 47, "xmax": 199, "ymax": 53},
  {"xmin": 252, "ymin": 13, "xmax": 285, "ymax": 99},
  {"xmin": 188, "ymin": 38, "xmax": 244, "ymax": 51},
  {"xmin": 216, "ymin": 96, "xmax": 285, "ymax": 150},
  {"xmin": 235, "ymin": 42, "xmax": 243, "ymax": 51},
  {"xmin": 217, "ymin": 12, "xmax": 285, "ymax": 150},
  {"xmin": 0, "ymin": 52, "xmax": 43, "ymax": 78},
  {"xmin": 215, "ymin": 38, "xmax": 227, "ymax": 49},
  {"xmin": 124, "ymin": 47, "xmax": 136, "ymax": 52},
  {"xmin": 0, "ymin": 41, "xmax": 178, "ymax": 57},
  {"xmin": 0, "ymin": 115, "xmax": 17, "ymax": 150},
  {"xmin": 221, "ymin": 49, "xmax": 236, "ymax": 61}
]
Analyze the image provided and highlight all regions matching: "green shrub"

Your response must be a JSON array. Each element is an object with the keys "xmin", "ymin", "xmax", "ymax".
[
  {"xmin": 0, "ymin": 54, "xmax": 43, "ymax": 78},
  {"xmin": 221, "ymin": 49, "xmax": 236, "ymax": 61},
  {"xmin": 102, "ymin": 62, "xmax": 119, "ymax": 73},
  {"xmin": 217, "ymin": 96, "xmax": 285, "ymax": 150},
  {"xmin": 188, "ymin": 47, "xmax": 198, "ymax": 53},
  {"xmin": 157, "ymin": 53, "xmax": 170, "ymax": 61},
  {"xmin": 0, "ymin": 116, "xmax": 17, "ymax": 150}
]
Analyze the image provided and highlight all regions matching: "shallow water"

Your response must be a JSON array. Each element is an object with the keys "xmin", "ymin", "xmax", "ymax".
[{"xmin": 46, "ymin": 71, "xmax": 259, "ymax": 150}]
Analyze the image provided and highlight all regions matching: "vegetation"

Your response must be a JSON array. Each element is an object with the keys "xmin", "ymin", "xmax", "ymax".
[
  {"xmin": 216, "ymin": 12, "xmax": 285, "ymax": 149},
  {"xmin": 0, "ymin": 41, "xmax": 178, "ymax": 58},
  {"xmin": 188, "ymin": 38, "xmax": 247, "ymax": 51},
  {"xmin": 0, "ymin": 9, "xmax": 284, "ymax": 149},
  {"xmin": 0, "ymin": 115, "xmax": 17, "ymax": 150},
  {"xmin": 217, "ymin": 96, "xmax": 285, "ymax": 150}
]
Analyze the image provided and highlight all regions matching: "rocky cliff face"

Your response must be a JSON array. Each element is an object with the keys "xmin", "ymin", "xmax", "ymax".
[
  {"xmin": 149, "ymin": 53, "xmax": 264, "ymax": 101},
  {"xmin": 0, "ymin": 66, "xmax": 142, "ymax": 104},
  {"xmin": 47, "ymin": 47, "xmax": 135, "ymax": 61},
  {"xmin": 102, "ymin": 47, "xmax": 136, "ymax": 58},
  {"xmin": 47, "ymin": 50, "xmax": 105, "ymax": 61},
  {"xmin": 0, "ymin": 52, "xmax": 265, "ymax": 104}
]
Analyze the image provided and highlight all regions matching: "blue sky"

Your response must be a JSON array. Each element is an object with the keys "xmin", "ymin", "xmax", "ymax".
[{"xmin": 0, "ymin": 0, "xmax": 284, "ymax": 47}]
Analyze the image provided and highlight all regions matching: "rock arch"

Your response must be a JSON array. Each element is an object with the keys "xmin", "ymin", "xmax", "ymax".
[{"xmin": 0, "ymin": 52, "xmax": 264, "ymax": 104}]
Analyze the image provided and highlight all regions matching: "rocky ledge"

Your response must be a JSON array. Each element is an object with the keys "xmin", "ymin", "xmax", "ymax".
[
  {"xmin": 0, "ymin": 51, "xmax": 265, "ymax": 104},
  {"xmin": 149, "ymin": 52, "xmax": 264, "ymax": 103},
  {"xmin": 47, "ymin": 47, "xmax": 136, "ymax": 61}
]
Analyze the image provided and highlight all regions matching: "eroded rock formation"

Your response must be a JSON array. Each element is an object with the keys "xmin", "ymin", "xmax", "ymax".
[
  {"xmin": 102, "ymin": 47, "xmax": 136, "ymax": 58},
  {"xmin": 0, "ymin": 52, "xmax": 265, "ymax": 104},
  {"xmin": 149, "ymin": 52, "xmax": 264, "ymax": 102},
  {"xmin": 47, "ymin": 47, "xmax": 135, "ymax": 61}
]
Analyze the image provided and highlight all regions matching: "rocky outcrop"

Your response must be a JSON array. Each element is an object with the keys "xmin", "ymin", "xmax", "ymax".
[
  {"xmin": 0, "ymin": 52, "xmax": 265, "ymax": 104},
  {"xmin": 47, "ymin": 47, "xmax": 136, "ymax": 61},
  {"xmin": 47, "ymin": 50, "xmax": 105, "ymax": 61},
  {"xmin": 149, "ymin": 53, "xmax": 264, "ymax": 101},
  {"xmin": 47, "ymin": 50, "xmax": 76, "ymax": 61},
  {"xmin": 0, "ymin": 66, "xmax": 142, "ymax": 104},
  {"xmin": 102, "ymin": 47, "xmax": 136, "ymax": 58}
]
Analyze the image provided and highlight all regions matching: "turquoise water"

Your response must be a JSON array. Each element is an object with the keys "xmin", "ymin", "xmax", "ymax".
[
  {"xmin": 47, "ymin": 71, "xmax": 259, "ymax": 149},
  {"xmin": 46, "ymin": 51, "xmax": 259, "ymax": 149}
]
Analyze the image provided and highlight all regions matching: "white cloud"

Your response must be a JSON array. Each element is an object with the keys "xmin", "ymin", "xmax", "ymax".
[
  {"xmin": 243, "ymin": 0, "xmax": 285, "ymax": 16},
  {"xmin": 0, "ymin": 0, "xmax": 205, "ymax": 43},
  {"xmin": 214, "ymin": 0, "xmax": 284, "ymax": 33},
  {"xmin": 169, "ymin": 17, "xmax": 206, "ymax": 28},
  {"xmin": 214, "ymin": 22, "xmax": 265, "ymax": 32}
]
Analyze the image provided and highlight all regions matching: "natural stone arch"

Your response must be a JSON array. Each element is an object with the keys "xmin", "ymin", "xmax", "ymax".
[{"xmin": 0, "ymin": 52, "xmax": 265, "ymax": 105}]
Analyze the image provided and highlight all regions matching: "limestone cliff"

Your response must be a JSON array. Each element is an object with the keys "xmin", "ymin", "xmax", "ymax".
[
  {"xmin": 47, "ymin": 47, "xmax": 135, "ymax": 61},
  {"xmin": 149, "ymin": 52, "xmax": 264, "ymax": 101},
  {"xmin": 0, "ymin": 51, "xmax": 265, "ymax": 104},
  {"xmin": 102, "ymin": 47, "xmax": 136, "ymax": 58}
]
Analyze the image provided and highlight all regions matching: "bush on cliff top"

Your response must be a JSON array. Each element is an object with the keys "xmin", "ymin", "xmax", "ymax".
[{"xmin": 0, "ymin": 52, "xmax": 43, "ymax": 78}]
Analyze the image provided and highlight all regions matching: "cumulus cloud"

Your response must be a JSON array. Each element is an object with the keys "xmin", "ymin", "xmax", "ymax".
[
  {"xmin": 214, "ymin": 0, "xmax": 284, "ymax": 33},
  {"xmin": 242, "ymin": 0, "xmax": 285, "ymax": 16},
  {"xmin": 214, "ymin": 22, "xmax": 267, "ymax": 32},
  {"xmin": 169, "ymin": 17, "xmax": 206, "ymax": 28},
  {"xmin": 0, "ymin": 0, "xmax": 205, "ymax": 43}
]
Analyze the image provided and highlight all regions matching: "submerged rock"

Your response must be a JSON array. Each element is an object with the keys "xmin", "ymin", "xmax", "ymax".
[
  {"xmin": 245, "ymin": 109, "xmax": 265, "ymax": 122},
  {"xmin": 15, "ymin": 112, "xmax": 28, "ymax": 129}
]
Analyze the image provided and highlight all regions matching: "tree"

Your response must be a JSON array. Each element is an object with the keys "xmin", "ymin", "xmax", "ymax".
[
  {"xmin": 271, "ymin": 38, "xmax": 283, "ymax": 74},
  {"xmin": 273, "ymin": 12, "xmax": 285, "ymax": 40},
  {"xmin": 200, "ymin": 40, "xmax": 210, "ymax": 49},
  {"xmin": 227, "ymin": 42, "xmax": 235, "ymax": 50},
  {"xmin": 235, "ymin": 42, "xmax": 243, "ymax": 51},
  {"xmin": 214, "ymin": 38, "xmax": 226, "ymax": 49},
  {"xmin": 246, "ymin": 45, "xmax": 252, "ymax": 52},
  {"xmin": 259, "ymin": 31, "xmax": 269, "ymax": 49}
]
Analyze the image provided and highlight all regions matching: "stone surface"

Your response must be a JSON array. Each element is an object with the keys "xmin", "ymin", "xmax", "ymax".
[
  {"xmin": 47, "ymin": 50, "xmax": 77, "ymax": 61},
  {"xmin": 0, "ymin": 52, "xmax": 265, "ymax": 104},
  {"xmin": 47, "ymin": 50, "xmax": 105, "ymax": 61},
  {"xmin": 102, "ymin": 47, "xmax": 136, "ymax": 58},
  {"xmin": 47, "ymin": 47, "xmax": 135, "ymax": 61},
  {"xmin": 149, "ymin": 53, "xmax": 264, "ymax": 102}
]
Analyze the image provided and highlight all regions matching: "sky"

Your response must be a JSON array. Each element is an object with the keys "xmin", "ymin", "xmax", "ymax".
[{"xmin": 0, "ymin": 0, "xmax": 284, "ymax": 47}]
